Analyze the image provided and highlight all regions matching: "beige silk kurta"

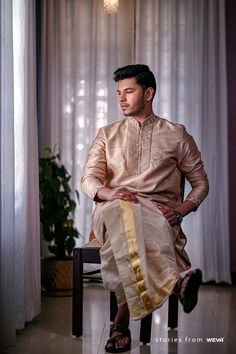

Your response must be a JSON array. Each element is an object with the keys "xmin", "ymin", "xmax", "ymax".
[
  {"xmin": 82, "ymin": 115, "xmax": 208, "ymax": 207},
  {"xmin": 81, "ymin": 114, "xmax": 209, "ymax": 267},
  {"xmin": 81, "ymin": 114, "xmax": 209, "ymax": 318}
]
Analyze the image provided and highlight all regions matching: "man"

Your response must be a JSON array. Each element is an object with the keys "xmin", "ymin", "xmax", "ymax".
[{"xmin": 81, "ymin": 64, "xmax": 209, "ymax": 353}]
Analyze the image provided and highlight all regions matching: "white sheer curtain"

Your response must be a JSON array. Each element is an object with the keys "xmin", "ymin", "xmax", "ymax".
[
  {"xmin": 135, "ymin": 0, "xmax": 230, "ymax": 283},
  {"xmin": 0, "ymin": 0, "xmax": 40, "ymax": 349},
  {"xmin": 39, "ymin": 0, "xmax": 134, "ymax": 244},
  {"xmin": 38, "ymin": 0, "xmax": 230, "ymax": 282}
]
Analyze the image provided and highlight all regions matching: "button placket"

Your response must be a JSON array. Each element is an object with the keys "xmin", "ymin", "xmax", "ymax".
[{"xmin": 140, "ymin": 124, "xmax": 153, "ymax": 173}]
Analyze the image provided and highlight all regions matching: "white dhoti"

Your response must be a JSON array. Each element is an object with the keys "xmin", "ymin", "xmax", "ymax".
[{"xmin": 93, "ymin": 198, "xmax": 181, "ymax": 320}]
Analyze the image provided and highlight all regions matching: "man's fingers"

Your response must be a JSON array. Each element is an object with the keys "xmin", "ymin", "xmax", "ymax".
[
  {"xmin": 116, "ymin": 189, "xmax": 138, "ymax": 203},
  {"xmin": 160, "ymin": 207, "xmax": 179, "ymax": 225}
]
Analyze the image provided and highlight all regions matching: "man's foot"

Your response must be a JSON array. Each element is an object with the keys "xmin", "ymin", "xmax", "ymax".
[
  {"xmin": 177, "ymin": 269, "xmax": 202, "ymax": 313},
  {"xmin": 105, "ymin": 324, "xmax": 131, "ymax": 353}
]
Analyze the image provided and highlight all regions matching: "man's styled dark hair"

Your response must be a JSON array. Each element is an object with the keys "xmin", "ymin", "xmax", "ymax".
[{"xmin": 113, "ymin": 64, "xmax": 156, "ymax": 97}]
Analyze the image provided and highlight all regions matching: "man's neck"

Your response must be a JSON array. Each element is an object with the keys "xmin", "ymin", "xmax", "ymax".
[{"xmin": 132, "ymin": 111, "xmax": 154, "ymax": 124}]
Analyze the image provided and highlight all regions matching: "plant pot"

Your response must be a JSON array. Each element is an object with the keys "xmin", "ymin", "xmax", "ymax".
[{"xmin": 41, "ymin": 257, "xmax": 73, "ymax": 292}]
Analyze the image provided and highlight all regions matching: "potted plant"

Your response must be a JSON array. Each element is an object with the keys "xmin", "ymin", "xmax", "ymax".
[{"xmin": 39, "ymin": 146, "xmax": 80, "ymax": 292}]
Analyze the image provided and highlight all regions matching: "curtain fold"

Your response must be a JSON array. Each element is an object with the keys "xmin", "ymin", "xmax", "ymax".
[
  {"xmin": 13, "ymin": 0, "xmax": 41, "ymax": 329},
  {"xmin": 0, "ymin": 0, "xmax": 16, "ymax": 347},
  {"xmin": 38, "ymin": 0, "xmax": 230, "ymax": 282},
  {"xmin": 39, "ymin": 0, "xmax": 134, "ymax": 243},
  {"xmin": 0, "ymin": 0, "xmax": 40, "ymax": 348},
  {"xmin": 135, "ymin": 0, "xmax": 230, "ymax": 283}
]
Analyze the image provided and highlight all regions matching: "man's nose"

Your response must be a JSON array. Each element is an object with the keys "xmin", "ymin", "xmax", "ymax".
[{"xmin": 119, "ymin": 92, "xmax": 126, "ymax": 101}]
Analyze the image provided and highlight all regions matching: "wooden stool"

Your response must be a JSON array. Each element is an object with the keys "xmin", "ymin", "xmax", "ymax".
[{"xmin": 72, "ymin": 242, "xmax": 178, "ymax": 344}]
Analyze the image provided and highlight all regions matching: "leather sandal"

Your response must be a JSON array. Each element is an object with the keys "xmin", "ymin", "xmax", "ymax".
[
  {"xmin": 178, "ymin": 268, "xmax": 202, "ymax": 313},
  {"xmin": 105, "ymin": 323, "xmax": 131, "ymax": 353}
]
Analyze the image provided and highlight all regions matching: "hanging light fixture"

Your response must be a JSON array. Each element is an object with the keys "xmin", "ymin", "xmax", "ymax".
[{"xmin": 104, "ymin": 0, "xmax": 119, "ymax": 14}]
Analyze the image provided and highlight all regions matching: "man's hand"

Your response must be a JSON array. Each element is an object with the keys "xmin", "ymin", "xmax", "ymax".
[
  {"xmin": 160, "ymin": 200, "xmax": 196, "ymax": 226},
  {"xmin": 159, "ymin": 207, "xmax": 180, "ymax": 226},
  {"xmin": 97, "ymin": 187, "xmax": 139, "ymax": 203}
]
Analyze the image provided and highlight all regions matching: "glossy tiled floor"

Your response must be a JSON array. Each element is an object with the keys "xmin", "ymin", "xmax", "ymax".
[{"xmin": 4, "ymin": 283, "xmax": 236, "ymax": 354}]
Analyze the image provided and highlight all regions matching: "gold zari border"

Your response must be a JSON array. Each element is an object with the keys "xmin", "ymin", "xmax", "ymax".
[{"xmin": 120, "ymin": 200, "xmax": 177, "ymax": 319}]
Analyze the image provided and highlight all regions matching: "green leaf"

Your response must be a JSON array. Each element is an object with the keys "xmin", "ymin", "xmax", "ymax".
[
  {"xmin": 65, "ymin": 237, "xmax": 76, "ymax": 256},
  {"xmin": 48, "ymin": 245, "xmax": 58, "ymax": 257}
]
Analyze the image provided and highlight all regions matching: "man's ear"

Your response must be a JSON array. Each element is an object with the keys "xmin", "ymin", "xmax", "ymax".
[{"xmin": 144, "ymin": 87, "xmax": 154, "ymax": 101}]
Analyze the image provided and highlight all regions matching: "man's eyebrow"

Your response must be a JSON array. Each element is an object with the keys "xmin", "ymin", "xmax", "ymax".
[{"xmin": 117, "ymin": 87, "xmax": 134, "ymax": 92}]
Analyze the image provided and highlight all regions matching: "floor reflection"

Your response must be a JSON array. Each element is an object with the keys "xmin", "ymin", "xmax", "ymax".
[{"xmin": 5, "ymin": 284, "xmax": 236, "ymax": 354}]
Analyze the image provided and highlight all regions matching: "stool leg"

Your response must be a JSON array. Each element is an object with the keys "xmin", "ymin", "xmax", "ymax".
[
  {"xmin": 168, "ymin": 294, "xmax": 178, "ymax": 329},
  {"xmin": 72, "ymin": 248, "xmax": 83, "ymax": 337},
  {"xmin": 140, "ymin": 313, "xmax": 152, "ymax": 344},
  {"xmin": 110, "ymin": 291, "xmax": 118, "ymax": 322}
]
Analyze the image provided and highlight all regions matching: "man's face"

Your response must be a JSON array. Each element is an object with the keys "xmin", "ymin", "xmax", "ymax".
[{"xmin": 117, "ymin": 77, "xmax": 145, "ymax": 117}]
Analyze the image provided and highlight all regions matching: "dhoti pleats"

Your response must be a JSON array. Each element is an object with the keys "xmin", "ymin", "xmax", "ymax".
[{"xmin": 93, "ymin": 198, "xmax": 180, "ymax": 320}]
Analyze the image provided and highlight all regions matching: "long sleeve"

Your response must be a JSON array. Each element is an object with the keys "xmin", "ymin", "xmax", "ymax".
[
  {"xmin": 177, "ymin": 127, "xmax": 209, "ymax": 208},
  {"xmin": 81, "ymin": 128, "xmax": 107, "ymax": 200}
]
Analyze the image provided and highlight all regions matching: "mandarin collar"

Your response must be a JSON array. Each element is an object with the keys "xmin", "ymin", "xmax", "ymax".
[{"xmin": 127, "ymin": 114, "xmax": 157, "ymax": 127}]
